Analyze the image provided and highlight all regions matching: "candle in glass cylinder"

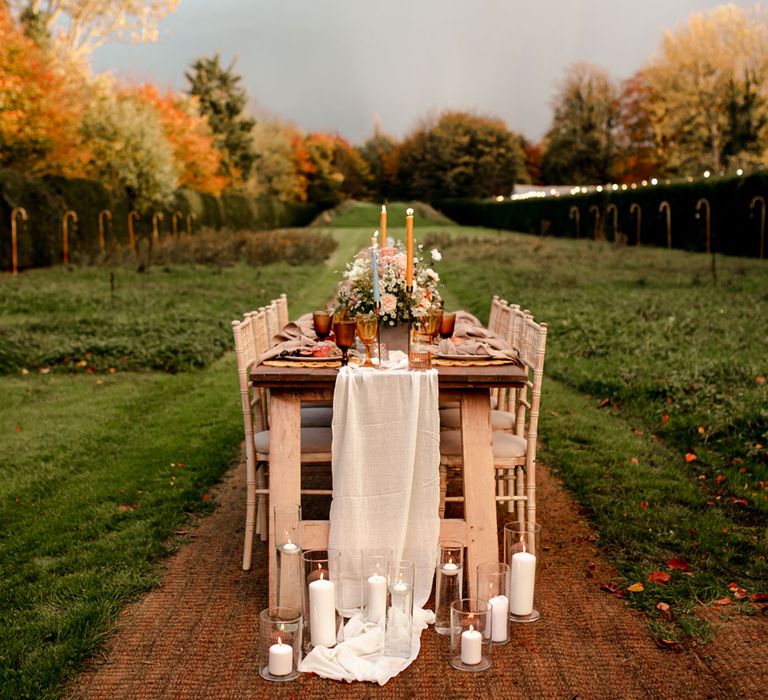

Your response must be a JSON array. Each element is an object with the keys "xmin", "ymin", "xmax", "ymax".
[
  {"xmin": 405, "ymin": 207, "xmax": 414, "ymax": 288},
  {"xmin": 488, "ymin": 594, "xmax": 509, "ymax": 642},
  {"xmin": 460, "ymin": 624, "xmax": 482, "ymax": 665},
  {"xmin": 380, "ymin": 204, "xmax": 387, "ymax": 244},
  {"xmin": 268, "ymin": 636, "xmax": 293, "ymax": 676},
  {"xmin": 367, "ymin": 573, "xmax": 387, "ymax": 623},
  {"xmin": 509, "ymin": 550, "xmax": 536, "ymax": 616},
  {"xmin": 309, "ymin": 573, "xmax": 337, "ymax": 647}
]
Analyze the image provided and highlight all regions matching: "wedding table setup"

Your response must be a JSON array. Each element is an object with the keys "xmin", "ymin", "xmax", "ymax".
[{"xmin": 249, "ymin": 206, "xmax": 541, "ymax": 684}]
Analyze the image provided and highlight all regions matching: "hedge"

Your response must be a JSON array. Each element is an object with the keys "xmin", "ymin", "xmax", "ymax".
[
  {"xmin": 437, "ymin": 173, "xmax": 768, "ymax": 259},
  {"xmin": 0, "ymin": 169, "xmax": 318, "ymax": 269}
]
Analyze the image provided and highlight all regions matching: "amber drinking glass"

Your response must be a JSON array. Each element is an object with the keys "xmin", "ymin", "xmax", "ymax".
[
  {"xmin": 425, "ymin": 307, "xmax": 443, "ymax": 344},
  {"xmin": 439, "ymin": 312, "xmax": 456, "ymax": 339},
  {"xmin": 333, "ymin": 320, "xmax": 356, "ymax": 366},
  {"xmin": 355, "ymin": 313, "xmax": 378, "ymax": 367},
  {"xmin": 312, "ymin": 311, "xmax": 333, "ymax": 341}
]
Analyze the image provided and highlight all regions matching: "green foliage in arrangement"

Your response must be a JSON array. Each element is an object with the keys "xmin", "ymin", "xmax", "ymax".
[
  {"xmin": 424, "ymin": 229, "xmax": 768, "ymax": 644},
  {"xmin": 0, "ymin": 169, "xmax": 319, "ymax": 270},
  {"xmin": 437, "ymin": 172, "xmax": 768, "ymax": 258}
]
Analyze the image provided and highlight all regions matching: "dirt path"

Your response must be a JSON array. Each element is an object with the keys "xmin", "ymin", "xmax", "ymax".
[{"xmin": 68, "ymin": 459, "xmax": 766, "ymax": 699}]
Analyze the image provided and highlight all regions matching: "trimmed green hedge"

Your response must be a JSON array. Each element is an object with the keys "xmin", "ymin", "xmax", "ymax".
[
  {"xmin": 0, "ymin": 169, "xmax": 318, "ymax": 269},
  {"xmin": 437, "ymin": 173, "xmax": 768, "ymax": 259}
]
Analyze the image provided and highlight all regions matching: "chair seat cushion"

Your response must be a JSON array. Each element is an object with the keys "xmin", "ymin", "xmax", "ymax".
[
  {"xmin": 439, "ymin": 408, "xmax": 515, "ymax": 431},
  {"xmin": 254, "ymin": 426, "xmax": 333, "ymax": 454},
  {"xmin": 300, "ymin": 406, "xmax": 334, "ymax": 427},
  {"xmin": 439, "ymin": 429, "xmax": 526, "ymax": 459}
]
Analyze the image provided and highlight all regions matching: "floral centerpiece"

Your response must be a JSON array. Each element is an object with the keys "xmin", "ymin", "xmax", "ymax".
[{"xmin": 336, "ymin": 241, "xmax": 442, "ymax": 326}]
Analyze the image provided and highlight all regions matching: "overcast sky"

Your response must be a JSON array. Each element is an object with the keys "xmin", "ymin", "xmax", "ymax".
[{"xmin": 92, "ymin": 0, "xmax": 755, "ymax": 145}]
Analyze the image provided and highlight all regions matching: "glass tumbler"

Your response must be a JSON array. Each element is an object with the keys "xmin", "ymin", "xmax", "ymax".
[
  {"xmin": 503, "ymin": 522, "xmax": 543, "ymax": 622},
  {"xmin": 259, "ymin": 606, "xmax": 302, "ymax": 681},
  {"xmin": 302, "ymin": 549, "xmax": 343, "ymax": 652},
  {"xmin": 434, "ymin": 540, "xmax": 463, "ymax": 635}
]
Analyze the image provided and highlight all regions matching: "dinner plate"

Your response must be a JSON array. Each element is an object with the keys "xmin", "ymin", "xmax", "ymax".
[
  {"xmin": 279, "ymin": 353, "xmax": 342, "ymax": 362},
  {"xmin": 435, "ymin": 353, "xmax": 493, "ymax": 360}
]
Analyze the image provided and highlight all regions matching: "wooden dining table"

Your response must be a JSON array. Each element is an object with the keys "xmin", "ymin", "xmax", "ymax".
[{"xmin": 251, "ymin": 361, "xmax": 528, "ymax": 606}]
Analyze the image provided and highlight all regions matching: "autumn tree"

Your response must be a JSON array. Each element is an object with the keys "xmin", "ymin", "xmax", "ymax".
[
  {"xmin": 82, "ymin": 89, "xmax": 178, "ymax": 210},
  {"xmin": 358, "ymin": 129, "xmax": 398, "ymax": 200},
  {"xmin": 9, "ymin": 0, "xmax": 179, "ymax": 57},
  {"xmin": 0, "ymin": 5, "xmax": 87, "ymax": 176},
  {"xmin": 249, "ymin": 120, "xmax": 309, "ymax": 202},
  {"xmin": 540, "ymin": 63, "xmax": 619, "ymax": 185},
  {"xmin": 186, "ymin": 54, "xmax": 257, "ymax": 185},
  {"xmin": 644, "ymin": 4, "xmax": 768, "ymax": 174},
  {"xmin": 394, "ymin": 111, "xmax": 521, "ymax": 201},
  {"xmin": 134, "ymin": 84, "xmax": 227, "ymax": 196}
]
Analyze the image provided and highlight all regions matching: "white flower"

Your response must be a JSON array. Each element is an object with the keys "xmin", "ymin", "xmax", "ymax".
[
  {"xmin": 425, "ymin": 268, "xmax": 439, "ymax": 282},
  {"xmin": 431, "ymin": 249, "xmax": 442, "ymax": 262}
]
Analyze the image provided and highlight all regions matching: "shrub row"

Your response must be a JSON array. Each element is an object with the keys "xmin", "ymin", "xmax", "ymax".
[
  {"xmin": 0, "ymin": 169, "xmax": 318, "ymax": 269},
  {"xmin": 437, "ymin": 173, "xmax": 768, "ymax": 259}
]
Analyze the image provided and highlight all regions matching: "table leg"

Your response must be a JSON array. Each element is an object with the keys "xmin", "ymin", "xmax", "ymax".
[
  {"xmin": 460, "ymin": 389, "xmax": 498, "ymax": 599},
  {"xmin": 267, "ymin": 391, "xmax": 302, "ymax": 607}
]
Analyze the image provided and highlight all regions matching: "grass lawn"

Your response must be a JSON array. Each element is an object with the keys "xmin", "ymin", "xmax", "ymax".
[{"xmin": 0, "ymin": 216, "xmax": 766, "ymax": 696}]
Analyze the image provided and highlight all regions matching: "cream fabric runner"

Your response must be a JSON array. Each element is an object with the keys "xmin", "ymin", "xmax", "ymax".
[
  {"xmin": 302, "ymin": 355, "xmax": 439, "ymax": 684},
  {"xmin": 328, "ymin": 355, "xmax": 440, "ymax": 608}
]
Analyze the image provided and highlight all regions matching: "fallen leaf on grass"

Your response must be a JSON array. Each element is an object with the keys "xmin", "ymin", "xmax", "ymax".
[
  {"xmin": 756, "ymin": 376, "xmax": 766, "ymax": 384},
  {"xmin": 598, "ymin": 398, "xmax": 611, "ymax": 409},
  {"xmin": 660, "ymin": 414, "xmax": 671, "ymax": 425},
  {"xmin": 685, "ymin": 453, "xmax": 697, "ymax": 462},
  {"xmin": 630, "ymin": 456, "xmax": 639, "ymax": 465},
  {"xmin": 627, "ymin": 582, "xmax": 645, "ymax": 592},
  {"xmin": 713, "ymin": 598, "xmax": 734, "ymax": 606},
  {"xmin": 667, "ymin": 558, "xmax": 690, "ymax": 571},
  {"xmin": 656, "ymin": 601, "xmax": 671, "ymax": 617},
  {"xmin": 732, "ymin": 498, "xmax": 749, "ymax": 506},
  {"xmin": 715, "ymin": 474, "xmax": 727, "ymax": 485},
  {"xmin": 599, "ymin": 582, "xmax": 618, "ymax": 594},
  {"xmin": 749, "ymin": 593, "xmax": 768, "ymax": 602},
  {"xmin": 648, "ymin": 571, "xmax": 671, "ymax": 585},
  {"xmin": 728, "ymin": 583, "xmax": 748, "ymax": 599},
  {"xmin": 640, "ymin": 501, "xmax": 650, "ymax": 509},
  {"xmin": 201, "ymin": 493, "xmax": 210, "ymax": 501},
  {"xmin": 15, "ymin": 426, "xmax": 22, "ymax": 433}
]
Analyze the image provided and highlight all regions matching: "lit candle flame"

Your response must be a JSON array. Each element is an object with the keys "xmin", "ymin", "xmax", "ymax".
[
  {"xmin": 469, "ymin": 624, "xmax": 475, "ymax": 632},
  {"xmin": 277, "ymin": 636, "xmax": 283, "ymax": 645}
]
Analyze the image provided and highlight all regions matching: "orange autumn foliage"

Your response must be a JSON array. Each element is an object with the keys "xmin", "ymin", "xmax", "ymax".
[
  {"xmin": 0, "ymin": 7, "xmax": 88, "ymax": 177},
  {"xmin": 133, "ymin": 84, "xmax": 228, "ymax": 196}
]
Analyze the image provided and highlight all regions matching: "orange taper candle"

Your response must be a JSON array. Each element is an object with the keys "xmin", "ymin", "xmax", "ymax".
[
  {"xmin": 405, "ymin": 207, "xmax": 414, "ymax": 289},
  {"xmin": 380, "ymin": 204, "xmax": 387, "ymax": 245}
]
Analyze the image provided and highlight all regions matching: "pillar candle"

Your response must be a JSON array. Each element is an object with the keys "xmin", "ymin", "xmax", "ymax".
[
  {"xmin": 367, "ymin": 573, "xmax": 387, "ymax": 623},
  {"xmin": 460, "ymin": 624, "xmax": 482, "ymax": 665},
  {"xmin": 380, "ymin": 204, "xmax": 387, "ymax": 244},
  {"xmin": 309, "ymin": 574, "xmax": 337, "ymax": 647},
  {"xmin": 405, "ymin": 207, "xmax": 414, "ymax": 289},
  {"xmin": 268, "ymin": 637, "xmax": 293, "ymax": 676},
  {"xmin": 488, "ymin": 594, "xmax": 509, "ymax": 642},
  {"xmin": 509, "ymin": 551, "xmax": 536, "ymax": 616}
]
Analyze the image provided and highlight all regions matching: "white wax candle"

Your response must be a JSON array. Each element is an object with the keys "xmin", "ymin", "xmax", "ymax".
[
  {"xmin": 460, "ymin": 624, "xmax": 482, "ymax": 665},
  {"xmin": 488, "ymin": 594, "xmax": 509, "ymax": 642},
  {"xmin": 268, "ymin": 637, "xmax": 293, "ymax": 676},
  {"xmin": 441, "ymin": 562, "xmax": 460, "ymax": 576},
  {"xmin": 509, "ymin": 551, "xmax": 536, "ymax": 616},
  {"xmin": 309, "ymin": 575, "xmax": 337, "ymax": 647},
  {"xmin": 280, "ymin": 541, "xmax": 299, "ymax": 554},
  {"xmin": 367, "ymin": 573, "xmax": 387, "ymax": 623}
]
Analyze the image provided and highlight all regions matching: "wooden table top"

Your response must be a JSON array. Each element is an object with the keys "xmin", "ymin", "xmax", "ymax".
[{"xmin": 250, "ymin": 362, "xmax": 527, "ymax": 389}]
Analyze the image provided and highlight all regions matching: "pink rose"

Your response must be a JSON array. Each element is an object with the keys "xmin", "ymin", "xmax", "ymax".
[{"xmin": 381, "ymin": 293, "xmax": 397, "ymax": 315}]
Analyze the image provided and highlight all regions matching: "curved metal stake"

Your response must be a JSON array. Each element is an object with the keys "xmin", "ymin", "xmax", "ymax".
[
  {"xmin": 606, "ymin": 203, "xmax": 618, "ymax": 241},
  {"xmin": 171, "ymin": 210, "xmax": 183, "ymax": 239},
  {"xmin": 750, "ymin": 196, "xmax": 765, "ymax": 260},
  {"xmin": 186, "ymin": 213, "xmax": 196, "ymax": 238},
  {"xmin": 98, "ymin": 209, "xmax": 112, "ymax": 253},
  {"xmin": 10, "ymin": 207, "xmax": 28, "ymax": 276},
  {"xmin": 128, "ymin": 211, "xmax": 140, "ymax": 256},
  {"xmin": 629, "ymin": 203, "xmax": 641, "ymax": 246},
  {"xmin": 696, "ymin": 198, "xmax": 711, "ymax": 255},
  {"xmin": 569, "ymin": 206, "xmax": 580, "ymax": 239},
  {"xmin": 62, "ymin": 210, "xmax": 78, "ymax": 265},
  {"xmin": 659, "ymin": 201, "xmax": 671, "ymax": 249},
  {"xmin": 152, "ymin": 212, "xmax": 164, "ymax": 244},
  {"xmin": 588, "ymin": 205, "xmax": 601, "ymax": 239}
]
